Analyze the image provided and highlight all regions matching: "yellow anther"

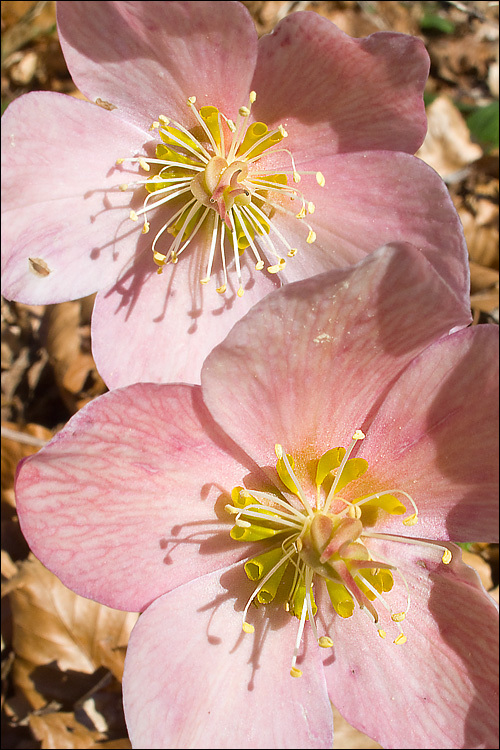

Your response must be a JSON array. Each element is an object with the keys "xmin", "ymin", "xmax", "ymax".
[
  {"xmin": 153, "ymin": 251, "xmax": 167, "ymax": 266},
  {"xmin": 115, "ymin": 158, "xmax": 124, "ymax": 165},
  {"xmin": 287, "ymin": 248, "xmax": 297, "ymax": 257},
  {"xmin": 239, "ymin": 106, "xmax": 250, "ymax": 117},
  {"xmin": 318, "ymin": 636, "xmax": 334, "ymax": 648},
  {"xmin": 187, "ymin": 96, "xmax": 197, "ymax": 105},
  {"xmin": 237, "ymin": 286, "xmax": 245, "ymax": 298},
  {"xmin": 159, "ymin": 114, "xmax": 169, "ymax": 124},
  {"xmin": 200, "ymin": 277, "xmax": 210, "ymax": 285},
  {"xmin": 295, "ymin": 206, "xmax": 307, "ymax": 219},
  {"xmin": 378, "ymin": 629, "xmax": 387, "ymax": 639},
  {"xmin": 279, "ymin": 125, "xmax": 288, "ymax": 138},
  {"xmin": 216, "ymin": 284, "xmax": 227, "ymax": 294},
  {"xmin": 307, "ymin": 202, "xmax": 315, "ymax": 214},
  {"xmin": 306, "ymin": 230, "xmax": 316, "ymax": 244},
  {"xmin": 255, "ymin": 260, "xmax": 265, "ymax": 271},
  {"xmin": 129, "ymin": 210, "xmax": 138, "ymax": 222},
  {"xmin": 249, "ymin": 91, "xmax": 257, "ymax": 104},
  {"xmin": 316, "ymin": 171, "xmax": 325, "ymax": 187},
  {"xmin": 170, "ymin": 251, "xmax": 178, "ymax": 264},
  {"xmin": 352, "ymin": 429, "xmax": 365, "ymax": 440},
  {"xmin": 267, "ymin": 262, "xmax": 285, "ymax": 274},
  {"xmin": 442, "ymin": 548, "xmax": 452, "ymax": 564},
  {"xmin": 274, "ymin": 444, "xmax": 284, "ymax": 459},
  {"xmin": 391, "ymin": 612, "xmax": 406, "ymax": 623},
  {"xmin": 119, "ymin": 183, "xmax": 129, "ymax": 191},
  {"xmin": 227, "ymin": 119, "xmax": 236, "ymax": 132},
  {"xmin": 293, "ymin": 171, "xmax": 301, "ymax": 183},
  {"xmin": 242, "ymin": 622, "xmax": 254, "ymax": 634},
  {"xmin": 290, "ymin": 667, "xmax": 302, "ymax": 678},
  {"xmin": 139, "ymin": 158, "xmax": 150, "ymax": 172},
  {"xmin": 150, "ymin": 121, "xmax": 160, "ymax": 130},
  {"xmin": 403, "ymin": 513, "xmax": 418, "ymax": 527},
  {"xmin": 394, "ymin": 633, "xmax": 407, "ymax": 645},
  {"xmin": 142, "ymin": 221, "xmax": 150, "ymax": 234}
]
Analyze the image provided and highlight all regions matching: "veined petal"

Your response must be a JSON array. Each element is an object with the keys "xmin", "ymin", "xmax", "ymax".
[
  {"xmin": 201, "ymin": 243, "xmax": 472, "ymax": 490},
  {"xmin": 57, "ymin": 0, "xmax": 258, "ymax": 131},
  {"xmin": 15, "ymin": 384, "xmax": 263, "ymax": 612},
  {"xmin": 278, "ymin": 151, "xmax": 470, "ymax": 312},
  {"xmin": 91, "ymin": 245, "xmax": 280, "ymax": 388},
  {"xmin": 349, "ymin": 325, "xmax": 499, "ymax": 542},
  {"xmin": 252, "ymin": 12, "xmax": 429, "ymax": 158},
  {"xmin": 320, "ymin": 538, "xmax": 499, "ymax": 749},
  {"xmin": 1, "ymin": 92, "xmax": 151, "ymax": 304},
  {"xmin": 123, "ymin": 564, "xmax": 333, "ymax": 749}
]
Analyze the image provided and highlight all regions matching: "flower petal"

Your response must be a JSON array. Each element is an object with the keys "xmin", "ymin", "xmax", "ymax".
[
  {"xmin": 201, "ymin": 243, "xmax": 472, "ymax": 484},
  {"xmin": 123, "ymin": 564, "xmax": 334, "ymax": 749},
  {"xmin": 252, "ymin": 12, "xmax": 429, "ymax": 158},
  {"xmin": 57, "ymin": 0, "xmax": 258, "ymax": 131},
  {"xmin": 281, "ymin": 151, "xmax": 470, "ymax": 309},
  {"xmin": 349, "ymin": 325, "xmax": 499, "ymax": 542},
  {"xmin": 1, "ymin": 92, "xmax": 150, "ymax": 304},
  {"xmin": 320, "ymin": 538, "xmax": 499, "ymax": 749},
  {"xmin": 91, "ymin": 245, "xmax": 280, "ymax": 387},
  {"xmin": 15, "ymin": 383, "xmax": 263, "ymax": 612}
]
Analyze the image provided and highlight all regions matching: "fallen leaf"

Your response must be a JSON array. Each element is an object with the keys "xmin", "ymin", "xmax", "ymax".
[
  {"xmin": 7, "ymin": 556, "xmax": 137, "ymax": 710},
  {"xmin": 416, "ymin": 95, "xmax": 483, "ymax": 178},
  {"xmin": 29, "ymin": 711, "xmax": 104, "ymax": 749}
]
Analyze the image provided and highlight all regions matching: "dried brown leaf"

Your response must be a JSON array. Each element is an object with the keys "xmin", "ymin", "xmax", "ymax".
[
  {"xmin": 416, "ymin": 96, "xmax": 483, "ymax": 178},
  {"xmin": 42, "ymin": 299, "xmax": 106, "ymax": 413},
  {"xmin": 8, "ymin": 556, "xmax": 137, "ymax": 709},
  {"xmin": 29, "ymin": 711, "xmax": 104, "ymax": 750}
]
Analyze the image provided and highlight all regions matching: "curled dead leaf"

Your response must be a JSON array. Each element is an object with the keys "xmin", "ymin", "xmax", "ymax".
[
  {"xmin": 42, "ymin": 299, "xmax": 107, "ymax": 413},
  {"xmin": 416, "ymin": 95, "xmax": 483, "ymax": 178},
  {"xmin": 7, "ymin": 556, "xmax": 138, "ymax": 710}
]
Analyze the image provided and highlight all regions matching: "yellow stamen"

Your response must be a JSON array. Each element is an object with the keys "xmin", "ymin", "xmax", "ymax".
[
  {"xmin": 442, "ymin": 549, "xmax": 452, "ymax": 564},
  {"xmin": 318, "ymin": 636, "xmax": 334, "ymax": 648}
]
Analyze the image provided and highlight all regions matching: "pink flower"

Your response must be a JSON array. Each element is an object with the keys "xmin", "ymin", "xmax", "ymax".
[
  {"xmin": 15, "ymin": 244, "xmax": 498, "ymax": 749},
  {"xmin": 1, "ymin": 1, "xmax": 470, "ymax": 387}
]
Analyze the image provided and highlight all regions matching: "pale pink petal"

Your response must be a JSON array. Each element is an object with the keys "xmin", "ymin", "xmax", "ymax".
[
  {"xmin": 1, "ymin": 92, "xmax": 151, "ymax": 304},
  {"xmin": 278, "ymin": 151, "xmax": 470, "ymax": 309},
  {"xmin": 57, "ymin": 1, "xmax": 258, "ymax": 131},
  {"xmin": 319, "ymin": 538, "xmax": 499, "ymax": 749},
  {"xmin": 201, "ymin": 243, "xmax": 472, "ymax": 485},
  {"xmin": 344, "ymin": 325, "xmax": 499, "ymax": 542},
  {"xmin": 15, "ymin": 383, "xmax": 263, "ymax": 612},
  {"xmin": 123, "ymin": 564, "xmax": 333, "ymax": 749},
  {"xmin": 91, "ymin": 246, "xmax": 280, "ymax": 387},
  {"xmin": 252, "ymin": 13, "xmax": 429, "ymax": 158}
]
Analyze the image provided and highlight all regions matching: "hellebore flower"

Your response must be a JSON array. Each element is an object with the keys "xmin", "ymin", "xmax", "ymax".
[
  {"xmin": 15, "ymin": 244, "xmax": 498, "ymax": 749},
  {"xmin": 1, "ymin": 0, "xmax": 470, "ymax": 387}
]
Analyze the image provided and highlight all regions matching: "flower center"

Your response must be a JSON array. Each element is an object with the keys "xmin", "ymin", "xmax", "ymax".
[
  {"xmin": 225, "ymin": 430, "xmax": 452, "ymax": 678},
  {"xmin": 116, "ymin": 92, "xmax": 324, "ymax": 297}
]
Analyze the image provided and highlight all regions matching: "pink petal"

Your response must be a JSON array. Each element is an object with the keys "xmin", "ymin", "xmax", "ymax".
[
  {"xmin": 57, "ymin": 1, "xmax": 258, "ymax": 131},
  {"xmin": 280, "ymin": 151, "xmax": 470, "ymax": 309},
  {"xmin": 91, "ymin": 246, "xmax": 280, "ymax": 388},
  {"xmin": 123, "ymin": 564, "xmax": 334, "ymax": 749},
  {"xmin": 201, "ymin": 243, "xmax": 472, "ymax": 487},
  {"xmin": 1, "ymin": 92, "xmax": 150, "ymax": 304},
  {"xmin": 319, "ymin": 537, "xmax": 499, "ymax": 749},
  {"xmin": 252, "ymin": 12, "xmax": 429, "ymax": 158},
  {"xmin": 15, "ymin": 383, "xmax": 264, "ymax": 612},
  {"xmin": 346, "ymin": 325, "xmax": 499, "ymax": 542}
]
